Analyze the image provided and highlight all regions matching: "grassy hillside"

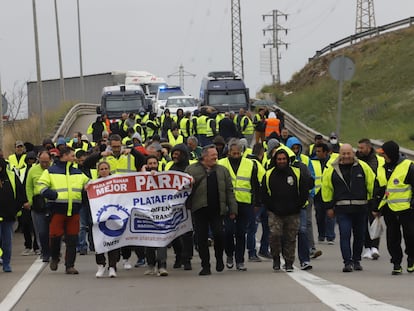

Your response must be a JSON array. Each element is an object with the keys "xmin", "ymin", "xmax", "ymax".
[{"xmin": 261, "ymin": 26, "xmax": 414, "ymax": 149}]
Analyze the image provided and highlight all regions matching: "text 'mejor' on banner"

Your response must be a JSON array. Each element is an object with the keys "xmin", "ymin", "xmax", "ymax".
[{"xmin": 86, "ymin": 171, "xmax": 193, "ymax": 254}]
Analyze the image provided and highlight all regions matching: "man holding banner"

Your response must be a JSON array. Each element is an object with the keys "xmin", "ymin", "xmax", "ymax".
[{"xmin": 185, "ymin": 144, "xmax": 238, "ymax": 276}]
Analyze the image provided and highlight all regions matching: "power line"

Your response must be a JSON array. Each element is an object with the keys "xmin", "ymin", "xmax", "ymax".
[
  {"xmin": 262, "ymin": 10, "xmax": 289, "ymax": 84},
  {"xmin": 167, "ymin": 65, "xmax": 196, "ymax": 93},
  {"xmin": 355, "ymin": 0, "xmax": 376, "ymax": 34},
  {"xmin": 231, "ymin": 0, "xmax": 244, "ymax": 79}
]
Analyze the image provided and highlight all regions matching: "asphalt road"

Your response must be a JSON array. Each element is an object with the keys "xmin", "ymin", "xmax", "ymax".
[{"xmin": 1, "ymin": 225, "xmax": 414, "ymax": 311}]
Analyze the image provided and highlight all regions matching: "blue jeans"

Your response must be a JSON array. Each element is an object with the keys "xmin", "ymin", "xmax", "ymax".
[
  {"xmin": 247, "ymin": 205, "xmax": 270, "ymax": 256},
  {"xmin": 315, "ymin": 198, "xmax": 336, "ymax": 241},
  {"xmin": 224, "ymin": 203, "xmax": 251, "ymax": 264},
  {"xmin": 298, "ymin": 208, "xmax": 310, "ymax": 264},
  {"xmin": 336, "ymin": 212, "xmax": 367, "ymax": 265},
  {"xmin": 0, "ymin": 221, "xmax": 15, "ymax": 266},
  {"xmin": 31, "ymin": 211, "xmax": 50, "ymax": 260},
  {"xmin": 78, "ymin": 206, "xmax": 92, "ymax": 252}
]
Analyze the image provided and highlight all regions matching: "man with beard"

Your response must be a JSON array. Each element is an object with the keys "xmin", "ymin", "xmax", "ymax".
[
  {"xmin": 261, "ymin": 149, "xmax": 308, "ymax": 272},
  {"xmin": 165, "ymin": 144, "xmax": 194, "ymax": 270},
  {"xmin": 356, "ymin": 138, "xmax": 385, "ymax": 260}
]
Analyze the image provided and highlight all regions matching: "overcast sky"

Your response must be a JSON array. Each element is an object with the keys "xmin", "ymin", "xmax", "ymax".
[{"xmin": 0, "ymin": 0, "xmax": 413, "ymax": 115}]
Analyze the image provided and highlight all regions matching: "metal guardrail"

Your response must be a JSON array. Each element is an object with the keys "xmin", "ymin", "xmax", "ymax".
[
  {"xmin": 52, "ymin": 103, "xmax": 99, "ymax": 142},
  {"xmin": 310, "ymin": 17, "xmax": 414, "ymax": 61},
  {"xmin": 56, "ymin": 102, "xmax": 414, "ymax": 160},
  {"xmin": 278, "ymin": 106, "xmax": 414, "ymax": 160}
]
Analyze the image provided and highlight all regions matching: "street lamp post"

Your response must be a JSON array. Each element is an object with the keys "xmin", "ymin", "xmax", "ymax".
[
  {"xmin": 54, "ymin": 0, "xmax": 66, "ymax": 103},
  {"xmin": 76, "ymin": 0, "xmax": 85, "ymax": 101},
  {"xmin": 32, "ymin": 0, "xmax": 45, "ymax": 139}
]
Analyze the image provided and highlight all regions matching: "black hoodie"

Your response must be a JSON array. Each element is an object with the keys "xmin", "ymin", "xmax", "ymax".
[
  {"xmin": 0, "ymin": 159, "xmax": 26, "ymax": 221},
  {"xmin": 169, "ymin": 143, "xmax": 190, "ymax": 172}
]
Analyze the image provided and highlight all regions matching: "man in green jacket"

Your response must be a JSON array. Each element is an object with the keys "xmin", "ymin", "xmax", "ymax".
[{"xmin": 185, "ymin": 144, "xmax": 237, "ymax": 276}]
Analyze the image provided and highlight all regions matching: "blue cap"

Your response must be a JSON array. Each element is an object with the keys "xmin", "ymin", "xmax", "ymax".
[{"xmin": 56, "ymin": 137, "xmax": 66, "ymax": 146}]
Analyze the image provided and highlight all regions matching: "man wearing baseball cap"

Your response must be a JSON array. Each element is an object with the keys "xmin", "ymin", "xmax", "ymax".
[
  {"xmin": 8, "ymin": 141, "xmax": 27, "ymax": 176},
  {"xmin": 375, "ymin": 140, "xmax": 414, "ymax": 275}
]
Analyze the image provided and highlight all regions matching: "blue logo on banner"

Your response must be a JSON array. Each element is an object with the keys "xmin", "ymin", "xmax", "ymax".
[{"xmin": 96, "ymin": 204, "xmax": 129, "ymax": 237}]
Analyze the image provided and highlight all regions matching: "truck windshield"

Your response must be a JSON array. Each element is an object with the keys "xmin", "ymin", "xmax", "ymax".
[
  {"xmin": 148, "ymin": 83, "xmax": 167, "ymax": 95},
  {"xmin": 105, "ymin": 96, "xmax": 144, "ymax": 112},
  {"xmin": 208, "ymin": 93, "xmax": 247, "ymax": 107}
]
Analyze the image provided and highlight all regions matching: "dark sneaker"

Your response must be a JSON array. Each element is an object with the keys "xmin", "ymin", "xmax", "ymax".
[
  {"xmin": 353, "ymin": 262, "xmax": 363, "ymax": 271},
  {"xmin": 285, "ymin": 264, "xmax": 294, "ymax": 272},
  {"xmin": 134, "ymin": 258, "xmax": 146, "ymax": 268},
  {"xmin": 236, "ymin": 263, "xmax": 247, "ymax": 271},
  {"xmin": 273, "ymin": 258, "xmax": 280, "ymax": 271},
  {"xmin": 216, "ymin": 259, "xmax": 224, "ymax": 272},
  {"xmin": 258, "ymin": 252, "xmax": 272, "ymax": 259},
  {"xmin": 79, "ymin": 249, "xmax": 87, "ymax": 256},
  {"xmin": 310, "ymin": 249, "xmax": 322, "ymax": 259},
  {"xmin": 50, "ymin": 259, "xmax": 59, "ymax": 271},
  {"xmin": 199, "ymin": 268, "xmax": 211, "ymax": 276},
  {"xmin": 248, "ymin": 255, "xmax": 262, "ymax": 262},
  {"xmin": 342, "ymin": 264, "xmax": 353, "ymax": 272},
  {"xmin": 183, "ymin": 262, "xmax": 192, "ymax": 271},
  {"xmin": 173, "ymin": 260, "xmax": 182, "ymax": 269},
  {"xmin": 3, "ymin": 264, "xmax": 12, "ymax": 272},
  {"xmin": 300, "ymin": 262, "xmax": 312, "ymax": 270},
  {"xmin": 226, "ymin": 256, "xmax": 234, "ymax": 269},
  {"xmin": 392, "ymin": 265, "xmax": 402, "ymax": 275},
  {"xmin": 407, "ymin": 259, "xmax": 414, "ymax": 273},
  {"xmin": 65, "ymin": 267, "xmax": 79, "ymax": 275}
]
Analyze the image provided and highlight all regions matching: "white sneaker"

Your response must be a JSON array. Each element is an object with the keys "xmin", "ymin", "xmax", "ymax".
[
  {"xmin": 96, "ymin": 265, "xmax": 106, "ymax": 278},
  {"xmin": 144, "ymin": 266, "xmax": 156, "ymax": 275},
  {"xmin": 371, "ymin": 247, "xmax": 380, "ymax": 260},
  {"xmin": 123, "ymin": 259, "xmax": 132, "ymax": 270},
  {"xmin": 362, "ymin": 248, "xmax": 373, "ymax": 259},
  {"xmin": 108, "ymin": 267, "xmax": 117, "ymax": 278},
  {"xmin": 158, "ymin": 267, "xmax": 169, "ymax": 276}
]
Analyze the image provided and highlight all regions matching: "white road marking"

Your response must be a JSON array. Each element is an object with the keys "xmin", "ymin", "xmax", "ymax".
[
  {"xmin": 0, "ymin": 258, "xmax": 46, "ymax": 311},
  {"xmin": 287, "ymin": 266, "xmax": 411, "ymax": 311}
]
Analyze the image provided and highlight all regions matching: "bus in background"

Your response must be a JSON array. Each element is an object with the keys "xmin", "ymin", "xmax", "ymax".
[
  {"xmin": 96, "ymin": 84, "xmax": 152, "ymax": 121},
  {"xmin": 125, "ymin": 71, "xmax": 167, "ymax": 102},
  {"xmin": 199, "ymin": 71, "xmax": 249, "ymax": 112}
]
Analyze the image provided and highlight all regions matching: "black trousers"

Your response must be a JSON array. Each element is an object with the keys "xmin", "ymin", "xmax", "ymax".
[
  {"xmin": 193, "ymin": 207, "xmax": 224, "ymax": 269},
  {"xmin": 383, "ymin": 207, "xmax": 414, "ymax": 265}
]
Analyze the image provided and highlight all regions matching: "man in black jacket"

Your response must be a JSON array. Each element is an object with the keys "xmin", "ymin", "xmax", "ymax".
[
  {"xmin": 167, "ymin": 144, "xmax": 194, "ymax": 271},
  {"xmin": 261, "ymin": 149, "xmax": 308, "ymax": 272}
]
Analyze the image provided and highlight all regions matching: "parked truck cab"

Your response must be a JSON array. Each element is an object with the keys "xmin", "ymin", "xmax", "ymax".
[
  {"xmin": 199, "ymin": 71, "xmax": 249, "ymax": 112},
  {"xmin": 96, "ymin": 84, "xmax": 152, "ymax": 120}
]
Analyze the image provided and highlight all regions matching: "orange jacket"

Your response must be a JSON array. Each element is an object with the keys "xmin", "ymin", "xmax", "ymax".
[{"xmin": 265, "ymin": 118, "xmax": 280, "ymax": 137}]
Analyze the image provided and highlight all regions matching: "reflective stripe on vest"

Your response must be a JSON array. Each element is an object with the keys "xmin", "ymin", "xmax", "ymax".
[
  {"xmin": 311, "ymin": 160, "xmax": 323, "ymax": 194},
  {"xmin": 197, "ymin": 116, "xmax": 208, "ymax": 135},
  {"xmin": 206, "ymin": 119, "xmax": 214, "ymax": 137},
  {"xmin": 179, "ymin": 118, "xmax": 189, "ymax": 137},
  {"xmin": 167, "ymin": 130, "xmax": 184, "ymax": 146},
  {"xmin": 241, "ymin": 116, "xmax": 254, "ymax": 135},
  {"xmin": 219, "ymin": 157, "xmax": 254, "ymax": 203},
  {"xmin": 379, "ymin": 159, "xmax": 412, "ymax": 211},
  {"xmin": 102, "ymin": 155, "xmax": 135, "ymax": 175}
]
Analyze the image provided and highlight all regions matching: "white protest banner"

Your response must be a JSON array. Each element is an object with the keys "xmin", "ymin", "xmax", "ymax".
[{"xmin": 86, "ymin": 171, "xmax": 193, "ymax": 254}]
